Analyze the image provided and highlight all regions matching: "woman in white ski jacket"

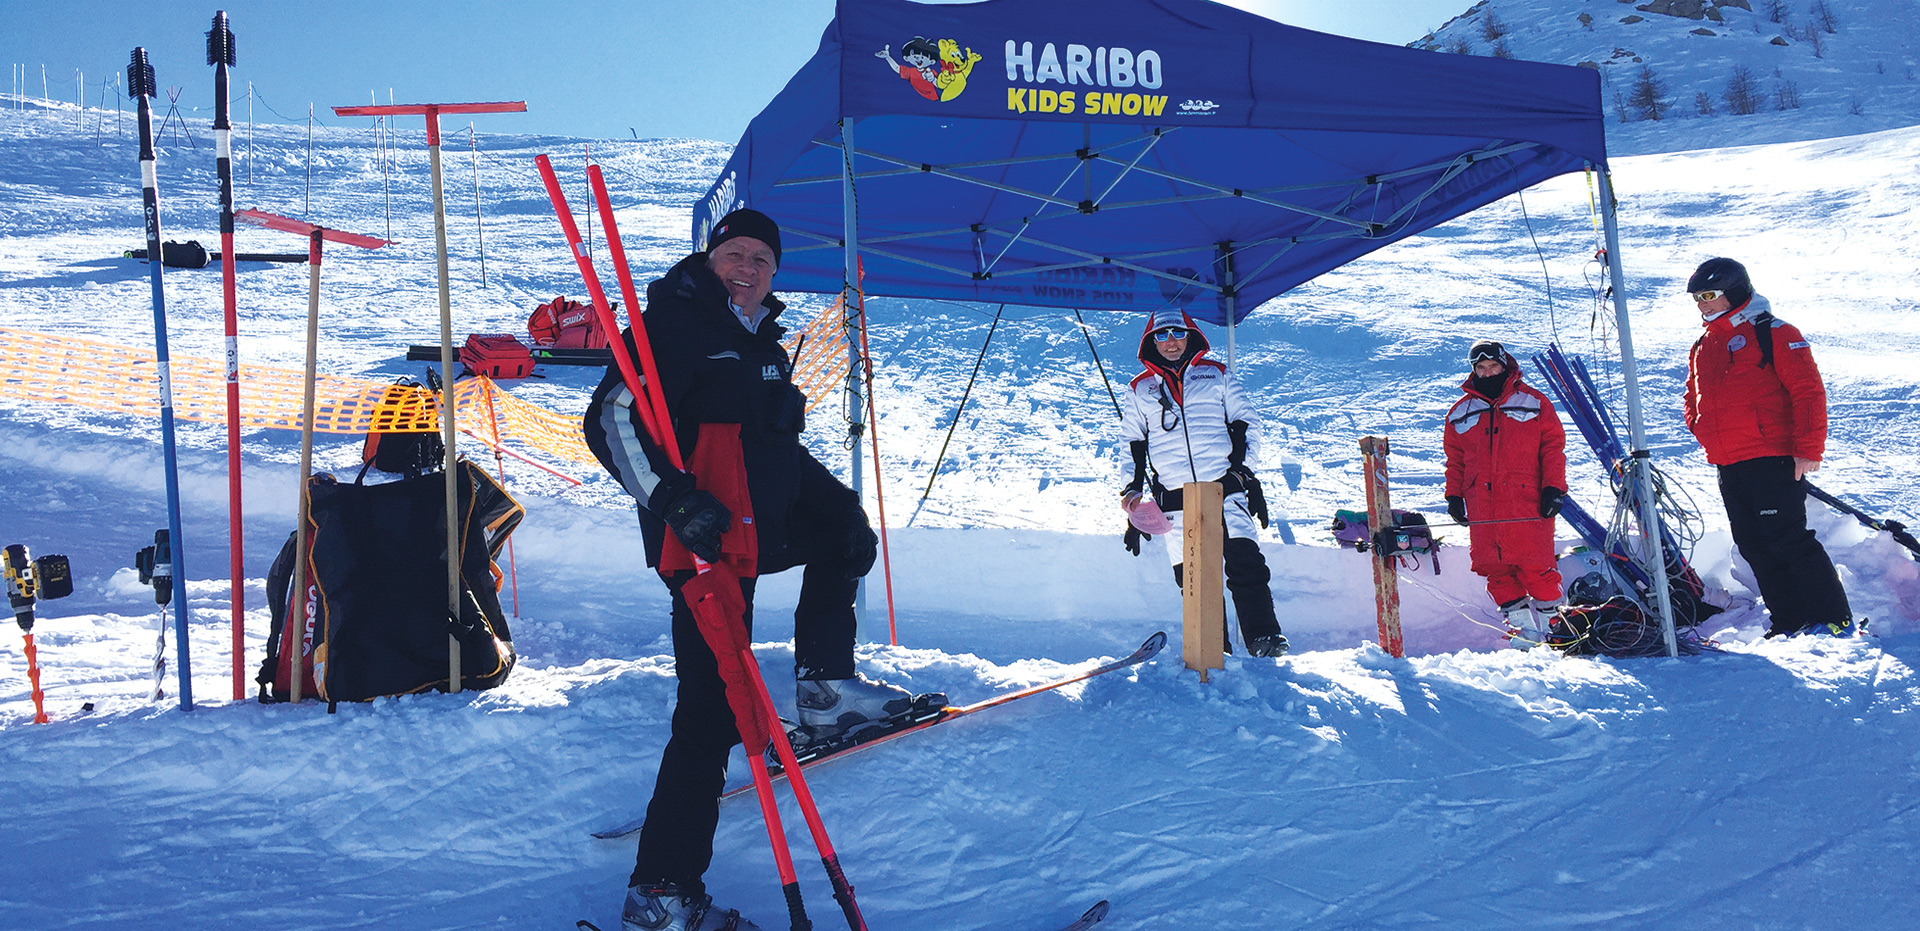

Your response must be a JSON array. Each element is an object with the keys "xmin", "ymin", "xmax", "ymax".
[{"xmin": 1118, "ymin": 310, "xmax": 1288, "ymax": 657}]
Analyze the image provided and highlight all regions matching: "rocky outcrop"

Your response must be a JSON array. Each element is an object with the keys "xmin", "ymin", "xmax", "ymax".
[{"xmin": 1634, "ymin": 0, "xmax": 1732, "ymax": 21}]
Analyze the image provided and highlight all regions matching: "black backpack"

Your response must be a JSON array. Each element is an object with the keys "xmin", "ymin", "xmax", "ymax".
[
  {"xmin": 258, "ymin": 460, "xmax": 522, "ymax": 705},
  {"xmin": 159, "ymin": 239, "xmax": 211, "ymax": 269}
]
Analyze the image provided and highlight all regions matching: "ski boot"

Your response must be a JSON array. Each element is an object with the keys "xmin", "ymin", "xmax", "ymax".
[
  {"xmin": 1500, "ymin": 598, "xmax": 1539, "ymax": 650},
  {"xmin": 1528, "ymin": 597, "xmax": 1563, "ymax": 651},
  {"xmin": 1797, "ymin": 615, "xmax": 1867, "ymax": 638},
  {"xmin": 1247, "ymin": 632, "xmax": 1290, "ymax": 657},
  {"xmin": 622, "ymin": 883, "xmax": 760, "ymax": 931},
  {"xmin": 789, "ymin": 672, "xmax": 945, "ymax": 759}
]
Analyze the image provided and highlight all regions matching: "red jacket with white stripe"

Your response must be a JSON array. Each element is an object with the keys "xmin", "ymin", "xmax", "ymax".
[
  {"xmin": 1443, "ymin": 354, "xmax": 1567, "ymax": 573},
  {"xmin": 1684, "ymin": 295, "xmax": 1828, "ymax": 466}
]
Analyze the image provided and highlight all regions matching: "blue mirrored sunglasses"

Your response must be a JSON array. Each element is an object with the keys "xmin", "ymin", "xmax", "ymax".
[{"xmin": 1152, "ymin": 327, "xmax": 1189, "ymax": 342}]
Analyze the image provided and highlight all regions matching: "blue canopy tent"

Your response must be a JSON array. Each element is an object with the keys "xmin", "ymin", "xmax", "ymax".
[{"xmin": 692, "ymin": 0, "xmax": 1681, "ymax": 655}]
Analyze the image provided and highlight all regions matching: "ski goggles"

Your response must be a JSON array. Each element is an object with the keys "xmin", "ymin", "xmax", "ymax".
[
  {"xmin": 1468, "ymin": 342, "xmax": 1505, "ymax": 364},
  {"xmin": 1152, "ymin": 327, "xmax": 1190, "ymax": 342},
  {"xmin": 1690, "ymin": 289, "xmax": 1725, "ymax": 303}
]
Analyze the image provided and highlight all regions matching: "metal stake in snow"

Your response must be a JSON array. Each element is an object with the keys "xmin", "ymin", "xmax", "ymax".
[
  {"xmin": 331, "ymin": 100, "xmax": 524, "ymax": 693},
  {"xmin": 206, "ymin": 10, "xmax": 246, "ymax": 701},
  {"xmin": 235, "ymin": 209, "xmax": 389, "ymax": 704},
  {"xmin": 129, "ymin": 47, "xmax": 195, "ymax": 712}
]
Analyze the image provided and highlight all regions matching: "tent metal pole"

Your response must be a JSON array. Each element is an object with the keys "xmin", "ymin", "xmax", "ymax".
[
  {"xmin": 1217, "ymin": 243, "xmax": 1238, "ymax": 367},
  {"xmin": 1596, "ymin": 164, "xmax": 1680, "ymax": 657},
  {"xmin": 840, "ymin": 119, "xmax": 869, "ymax": 630}
]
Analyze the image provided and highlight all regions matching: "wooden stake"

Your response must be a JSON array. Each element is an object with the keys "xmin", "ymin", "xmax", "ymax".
[
  {"xmin": 1181, "ymin": 481, "xmax": 1226, "ymax": 681},
  {"xmin": 1360, "ymin": 436, "xmax": 1404, "ymax": 657}
]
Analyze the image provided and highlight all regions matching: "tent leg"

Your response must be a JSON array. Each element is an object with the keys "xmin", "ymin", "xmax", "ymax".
[
  {"xmin": 1216, "ymin": 242, "xmax": 1238, "ymax": 367},
  {"xmin": 1596, "ymin": 164, "xmax": 1679, "ymax": 657},
  {"xmin": 840, "ymin": 119, "xmax": 868, "ymax": 634}
]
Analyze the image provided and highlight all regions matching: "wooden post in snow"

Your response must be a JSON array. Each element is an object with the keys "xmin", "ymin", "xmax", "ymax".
[
  {"xmin": 1360, "ymin": 436, "xmax": 1404, "ymax": 657},
  {"xmin": 1181, "ymin": 481, "xmax": 1226, "ymax": 681},
  {"xmin": 330, "ymin": 100, "xmax": 524, "ymax": 692}
]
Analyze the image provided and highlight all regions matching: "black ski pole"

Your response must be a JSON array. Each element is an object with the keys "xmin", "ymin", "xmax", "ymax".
[{"xmin": 1806, "ymin": 482, "xmax": 1920, "ymax": 560}]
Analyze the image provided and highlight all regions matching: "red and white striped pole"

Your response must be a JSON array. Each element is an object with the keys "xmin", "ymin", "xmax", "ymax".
[{"xmin": 207, "ymin": 11, "xmax": 247, "ymax": 700}]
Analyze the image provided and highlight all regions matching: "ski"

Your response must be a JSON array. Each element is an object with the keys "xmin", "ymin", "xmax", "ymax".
[
  {"xmin": 592, "ymin": 633, "xmax": 1166, "ymax": 840},
  {"xmin": 576, "ymin": 899, "xmax": 1106, "ymax": 931}
]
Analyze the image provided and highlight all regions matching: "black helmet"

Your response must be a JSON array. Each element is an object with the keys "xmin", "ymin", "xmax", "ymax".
[
  {"xmin": 1687, "ymin": 257, "xmax": 1752, "ymax": 310},
  {"xmin": 1468, "ymin": 339, "xmax": 1506, "ymax": 366}
]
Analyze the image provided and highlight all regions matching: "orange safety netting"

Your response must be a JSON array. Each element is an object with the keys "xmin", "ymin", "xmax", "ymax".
[
  {"xmin": 789, "ymin": 296, "xmax": 852, "ymax": 413},
  {"xmin": 0, "ymin": 308, "xmax": 852, "ymax": 470},
  {"xmin": 0, "ymin": 326, "xmax": 597, "ymax": 470}
]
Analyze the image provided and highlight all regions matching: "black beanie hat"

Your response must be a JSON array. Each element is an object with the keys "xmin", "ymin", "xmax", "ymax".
[
  {"xmin": 1688, "ymin": 257, "xmax": 1751, "ymax": 309},
  {"xmin": 709, "ymin": 208, "xmax": 782, "ymax": 267}
]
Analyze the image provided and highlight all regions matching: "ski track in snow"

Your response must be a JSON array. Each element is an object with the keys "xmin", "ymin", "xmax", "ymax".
[{"xmin": 4, "ymin": 82, "xmax": 1920, "ymax": 928}]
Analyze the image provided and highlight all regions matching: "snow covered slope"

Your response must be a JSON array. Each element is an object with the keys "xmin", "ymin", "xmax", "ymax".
[
  {"xmin": 1416, "ymin": 0, "xmax": 1920, "ymax": 154},
  {"xmin": 2, "ymin": 92, "xmax": 1920, "ymax": 928}
]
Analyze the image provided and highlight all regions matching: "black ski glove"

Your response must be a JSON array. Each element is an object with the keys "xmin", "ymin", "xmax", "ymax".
[
  {"xmin": 1539, "ymin": 486, "xmax": 1565, "ymax": 519},
  {"xmin": 648, "ymin": 470, "xmax": 731, "ymax": 563},
  {"xmin": 1124, "ymin": 526, "xmax": 1150, "ymax": 556},
  {"xmin": 1222, "ymin": 464, "xmax": 1269, "ymax": 529},
  {"xmin": 1446, "ymin": 495, "xmax": 1467, "ymax": 525}
]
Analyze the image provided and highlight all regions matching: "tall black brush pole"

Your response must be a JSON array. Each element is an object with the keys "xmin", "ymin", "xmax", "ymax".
[
  {"xmin": 207, "ymin": 11, "xmax": 246, "ymax": 702},
  {"xmin": 130, "ymin": 47, "xmax": 194, "ymax": 711}
]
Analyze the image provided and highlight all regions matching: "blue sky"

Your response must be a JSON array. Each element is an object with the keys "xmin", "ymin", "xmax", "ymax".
[{"xmin": 2, "ymin": 1, "xmax": 1472, "ymax": 142}]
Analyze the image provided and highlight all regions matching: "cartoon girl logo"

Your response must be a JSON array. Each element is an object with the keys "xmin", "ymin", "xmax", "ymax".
[{"xmin": 876, "ymin": 35, "xmax": 981, "ymax": 102}]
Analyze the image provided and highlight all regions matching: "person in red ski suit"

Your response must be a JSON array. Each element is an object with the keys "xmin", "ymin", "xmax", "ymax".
[
  {"xmin": 1683, "ymin": 257, "xmax": 1852, "ymax": 637},
  {"xmin": 1443, "ymin": 340, "xmax": 1568, "ymax": 649}
]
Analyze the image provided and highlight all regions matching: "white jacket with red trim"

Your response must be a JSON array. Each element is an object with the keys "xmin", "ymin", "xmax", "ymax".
[{"xmin": 1117, "ymin": 312, "xmax": 1257, "ymax": 486}]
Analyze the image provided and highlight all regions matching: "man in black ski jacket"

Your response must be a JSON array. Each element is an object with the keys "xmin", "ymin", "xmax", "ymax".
[{"xmin": 583, "ymin": 209, "xmax": 914, "ymax": 931}]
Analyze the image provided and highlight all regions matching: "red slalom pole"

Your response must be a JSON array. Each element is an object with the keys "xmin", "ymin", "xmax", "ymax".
[
  {"xmin": 586, "ymin": 164, "xmax": 867, "ymax": 931},
  {"xmin": 849, "ymin": 272, "xmax": 898, "ymax": 647},
  {"xmin": 207, "ymin": 11, "xmax": 246, "ymax": 701},
  {"xmin": 234, "ymin": 210, "xmax": 388, "ymax": 704},
  {"xmin": 536, "ymin": 156, "xmax": 814, "ymax": 929}
]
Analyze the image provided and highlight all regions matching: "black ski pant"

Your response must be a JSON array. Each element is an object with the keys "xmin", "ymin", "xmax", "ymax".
[
  {"xmin": 1717, "ymin": 455, "xmax": 1851, "ymax": 636},
  {"xmin": 1170, "ymin": 536, "xmax": 1283, "ymax": 649},
  {"xmin": 630, "ymin": 552, "xmax": 859, "ymax": 892}
]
